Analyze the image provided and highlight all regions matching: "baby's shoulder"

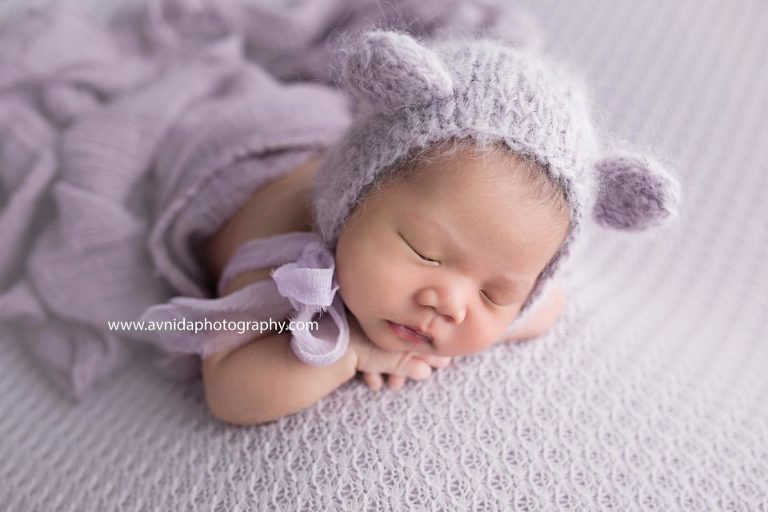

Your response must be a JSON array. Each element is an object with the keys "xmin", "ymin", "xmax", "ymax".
[{"xmin": 200, "ymin": 154, "xmax": 323, "ymax": 292}]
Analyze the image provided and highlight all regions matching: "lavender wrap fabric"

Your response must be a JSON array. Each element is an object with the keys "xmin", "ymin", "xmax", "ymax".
[
  {"xmin": 141, "ymin": 231, "xmax": 349, "ymax": 370},
  {"xmin": 268, "ymin": 236, "xmax": 350, "ymax": 367},
  {"xmin": 0, "ymin": 0, "xmax": 538, "ymax": 400},
  {"xmin": 0, "ymin": 1, "xmax": 355, "ymax": 399}
]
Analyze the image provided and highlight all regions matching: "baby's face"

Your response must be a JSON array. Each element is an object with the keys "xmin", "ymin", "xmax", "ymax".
[{"xmin": 334, "ymin": 146, "xmax": 569, "ymax": 357}]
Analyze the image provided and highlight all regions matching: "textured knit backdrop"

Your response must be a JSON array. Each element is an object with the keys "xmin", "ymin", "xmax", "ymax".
[{"xmin": 1, "ymin": 0, "xmax": 767, "ymax": 510}]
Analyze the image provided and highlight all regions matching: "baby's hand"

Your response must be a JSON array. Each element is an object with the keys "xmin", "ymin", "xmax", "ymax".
[{"xmin": 347, "ymin": 315, "xmax": 451, "ymax": 391}]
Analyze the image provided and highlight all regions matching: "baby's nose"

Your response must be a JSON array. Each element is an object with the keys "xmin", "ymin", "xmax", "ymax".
[
  {"xmin": 415, "ymin": 286, "xmax": 467, "ymax": 324},
  {"xmin": 441, "ymin": 296, "xmax": 466, "ymax": 323}
]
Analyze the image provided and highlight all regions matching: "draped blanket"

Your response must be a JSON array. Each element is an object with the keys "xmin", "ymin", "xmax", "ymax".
[
  {"xmin": 0, "ymin": 1, "xmax": 356, "ymax": 399},
  {"xmin": 0, "ymin": 0, "xmax": 538, "ymax": 399}
]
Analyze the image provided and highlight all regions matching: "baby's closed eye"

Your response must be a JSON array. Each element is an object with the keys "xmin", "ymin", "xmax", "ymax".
[
  {"xmin": 398, "ymin": 231, "xmax": 440, "ymax": 265},
  {"xmin": 480, "ymin": 290, "xmax": 500, "ymax": 306}
]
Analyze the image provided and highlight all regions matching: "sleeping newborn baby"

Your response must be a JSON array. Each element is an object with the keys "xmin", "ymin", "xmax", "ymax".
[{"xmin": 200, "ymin": 31, "xmax": 680, "ymax": 425}]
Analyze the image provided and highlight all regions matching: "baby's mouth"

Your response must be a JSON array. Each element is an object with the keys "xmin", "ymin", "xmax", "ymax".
[{"xmin": 386, "ymin": 320, "xmax": 434, "ymax": 345}]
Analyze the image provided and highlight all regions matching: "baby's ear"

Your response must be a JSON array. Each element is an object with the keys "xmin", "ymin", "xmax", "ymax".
[
  {"xmin": 592, "ymin": 153, "xmax": 681, "ymax": 231},
  {"xmin": 339, "ymin": 30, "xmax": 454, "ymax": 111}
]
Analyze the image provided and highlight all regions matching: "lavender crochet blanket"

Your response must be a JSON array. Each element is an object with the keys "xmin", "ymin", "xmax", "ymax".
[{"xmin": 2, "ymin": 0, "xmax": 767, "ymax": 510}]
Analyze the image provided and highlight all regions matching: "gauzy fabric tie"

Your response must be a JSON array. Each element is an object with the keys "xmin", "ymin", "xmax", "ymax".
[{"xmin": 217, "ymin": 232, "xmax": 349, "ymax": 367}]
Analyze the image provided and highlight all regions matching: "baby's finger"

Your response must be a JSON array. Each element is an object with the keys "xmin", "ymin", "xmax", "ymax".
[
  {"xmin": 404, "ymin": 358, "xmax": 432, "ymax": 381},
  {"xmin": 421, "ymin": 355, "xmax": 452, "ymax": 369},
  {"xmin": 362, "ymin": 372, "xmax": 384, "ymax": 391},
  {"xmin": 387, "ymin": 374, "xmax": 407, "ymax": 391}
]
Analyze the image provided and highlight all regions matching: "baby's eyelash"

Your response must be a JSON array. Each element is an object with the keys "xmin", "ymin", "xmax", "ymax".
[
  {"xmin": 480, "ymin": 290, "xmax": 499, "ymax": 306},
  {"xmin": 399, "ymin": 232, "xmax": 440, "ymax": 264},
  {"xmin": 416, "ymin": 252, "xmax": 440, "ymax": 263}
]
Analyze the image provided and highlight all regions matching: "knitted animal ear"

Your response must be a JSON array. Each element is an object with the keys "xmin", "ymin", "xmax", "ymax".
[
  {"xmin": 339, "ymin": 30, "xmax": 454, "ymax": 111},
  {"xmin": 592, "ymin": 153, "xmax": 681, "ymax": 231}
]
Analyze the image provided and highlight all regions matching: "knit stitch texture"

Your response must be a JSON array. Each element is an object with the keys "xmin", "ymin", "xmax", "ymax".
[{"xmin": 314, "ymin": 30, "xmax": 680, "ymax": 319}]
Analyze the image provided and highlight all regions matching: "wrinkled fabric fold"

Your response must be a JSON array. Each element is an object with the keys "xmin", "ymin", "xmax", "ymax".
[
  {"xmin": 216, "ymin": 232, "xmax": 319, "ymax": 296},
  {"xmin": 214, "ymin": 232, "xmax": 349, "ymax": 367},
  {"xmin": 140, "ymin": 232, "xmax": 349, "ymax": 372},
  {"xmin": 271, "ymin": 236, "xmax": 349, "ymax": 367},
  {"xmin": 0, "ymin": 0, "xmax": 352, "ymax": 400},
  {"xmin": 0, "ymin": 0, "xmax": 541, "ymax": 400}
]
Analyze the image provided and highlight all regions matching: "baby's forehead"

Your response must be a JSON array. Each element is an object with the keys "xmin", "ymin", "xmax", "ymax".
[
  {"xmin": 389, "ymin": 147, "xmax": 543, "ymax": 201},
  {"xmin": 387, "ymin": 143, "xmax": 569, "ymax": 223}
]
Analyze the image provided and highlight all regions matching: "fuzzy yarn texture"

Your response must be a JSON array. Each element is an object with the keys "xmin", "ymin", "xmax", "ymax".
[
  {"xmin": 593, "ymin": 154, "xmax": 681, "ymax": 231},
  {"xmin": 314, "ymin": 30, "xmax": 680, "ymax": 321}
]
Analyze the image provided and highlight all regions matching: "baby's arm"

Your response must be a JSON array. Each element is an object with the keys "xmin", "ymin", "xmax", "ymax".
[
  {"xmin": 503, "ymin": 281, "xmax": 567, "ymax": 342},
  {"xmin": 201, "ymin": 222, "xmax": 359, "ymax": 426},
  {"xmin": 202, "ymin": 327, "xmax": 358, "ymax": 426},
  {"xmin": 202, "ymin": 308, "xmax": 444, "ymax": 425},
  {"xmin": 199, "ymin": 205, "xmax": 441, "ymax": 426},
  {"xmin": 201, "ymin": 241, "xmax": 361, "ymax": 425}
]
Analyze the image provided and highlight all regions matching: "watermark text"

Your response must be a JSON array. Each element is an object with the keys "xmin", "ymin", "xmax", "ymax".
[{"xmin": 106, "ymin": 317, "xmax": 317, "ymax": 335}]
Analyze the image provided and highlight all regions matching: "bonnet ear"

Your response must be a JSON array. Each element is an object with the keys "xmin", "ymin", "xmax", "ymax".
[
  {"xmin": 339, "ymin": 30, "xmax": 454, "ymax": 111},
  {"xmin": 592, "ymin": 153, "xmax": 681, "ymax": 231}
]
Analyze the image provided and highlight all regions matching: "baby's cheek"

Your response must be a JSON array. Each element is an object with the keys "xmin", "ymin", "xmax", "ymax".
[
  {"xmin": 466, "ymin": 315, "xmax": 515, "ymax": 352},
  {"xmin": 450, "ymin": 319, "xmax": 496, "ymax": 355},
  {"xmin": 337, "ymin": 244, "xmax": 399, "ymax": 313}
]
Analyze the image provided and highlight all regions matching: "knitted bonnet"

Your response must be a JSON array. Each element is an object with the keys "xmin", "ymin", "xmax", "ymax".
[{"xmin": 313, "ymin": 30, "xmax": 681, "ymax": 321}]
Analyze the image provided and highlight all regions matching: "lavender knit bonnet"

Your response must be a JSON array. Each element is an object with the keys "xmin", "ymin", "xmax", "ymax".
[{"xmin": 313, "ymin": 30, "xmax": 681, "ymax": 322}]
